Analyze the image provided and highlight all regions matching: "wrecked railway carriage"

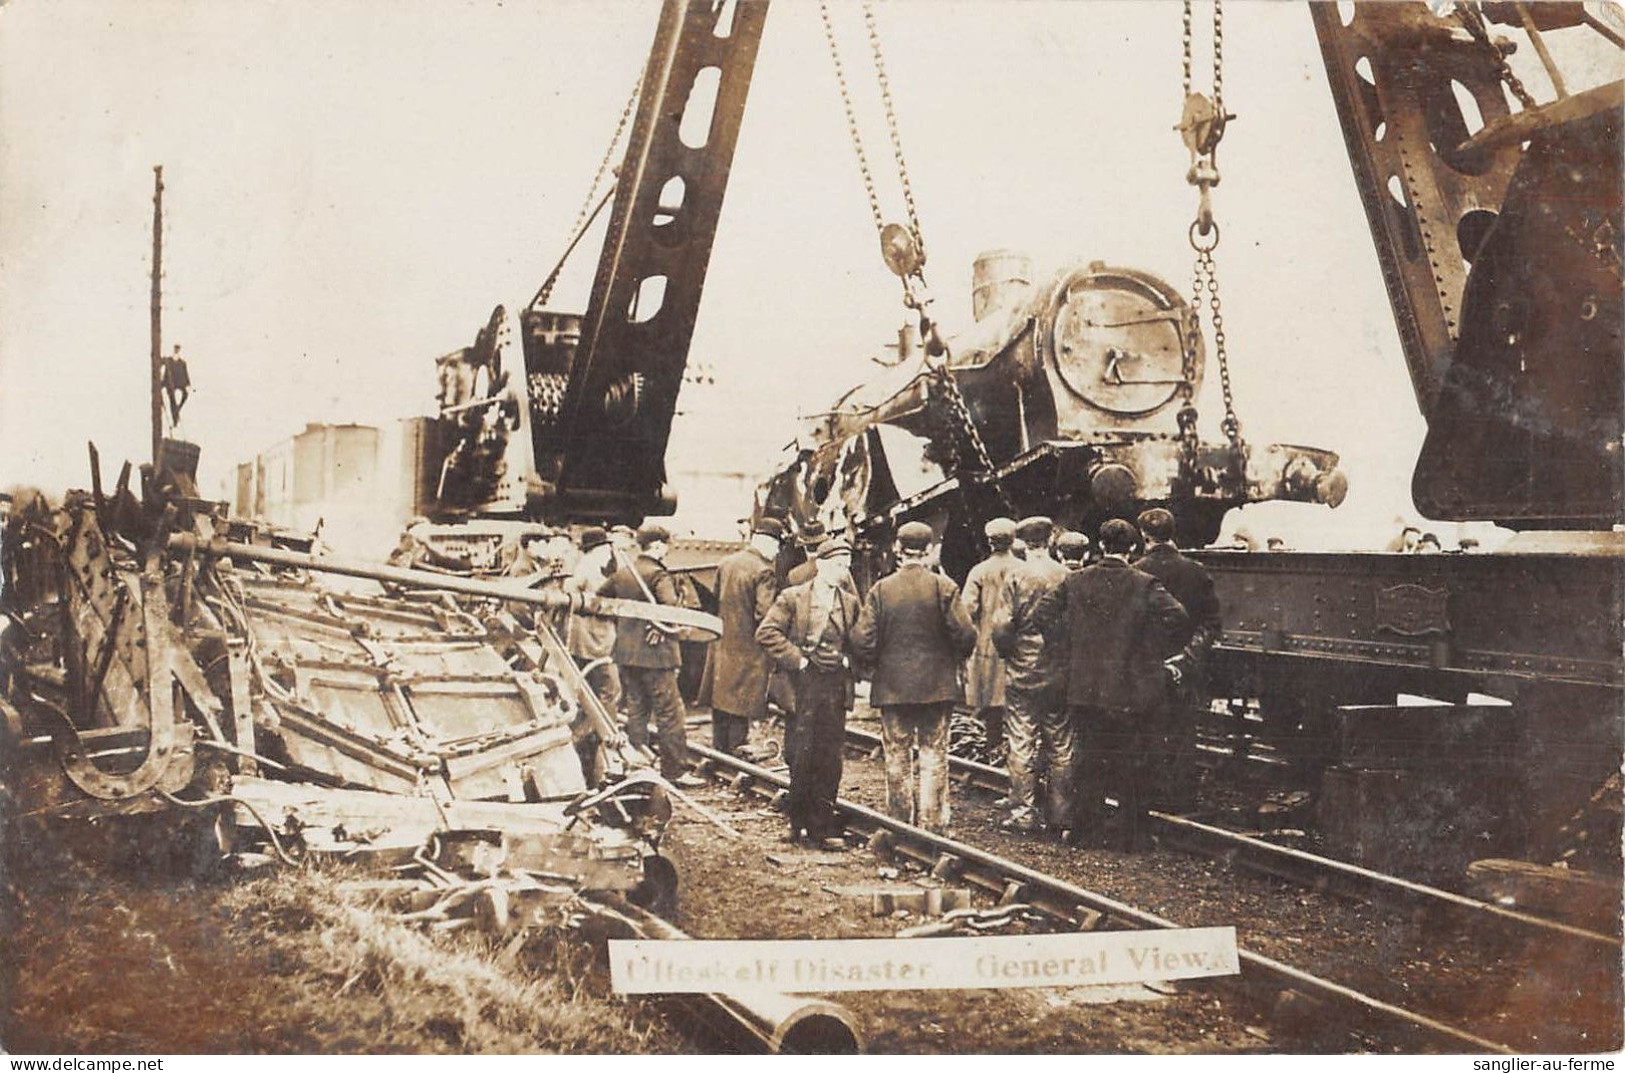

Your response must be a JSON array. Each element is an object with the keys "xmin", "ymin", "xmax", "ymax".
[{"xmin": 0, "ymin": 442, "xmax": 701, "ymax": 911}]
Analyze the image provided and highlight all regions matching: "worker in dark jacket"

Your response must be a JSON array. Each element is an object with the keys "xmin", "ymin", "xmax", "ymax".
[
  {"xmin": 607, "ymin": 525, "xmax": 705, "ymax": 789},
  {"xmin": 756, "ymin": 537, "xmax": 863, "ymax": 847},
  {"xmin": 852, "ymin": 521, "xmax": 976, "ymax": 834},
  {"xmin": 710, "ymin": 518, "xmax": 783, "ymax": 754},
  {"xmin": 1134, "ymin": 507, "xmax": 1222, "ymax": 812},
  {"xmin": 1034, "ymin": 518, "xmax": 1188, "ymax": 848}
]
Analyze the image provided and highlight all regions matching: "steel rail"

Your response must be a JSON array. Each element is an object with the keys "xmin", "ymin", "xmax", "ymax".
[
  {"xmin": 844, "ymin": 725, "xmax": 1620, "ymax": 955},
  {"xmin": 692, "ymin": 742, "xmax": 1514, "ymax": 1054}
]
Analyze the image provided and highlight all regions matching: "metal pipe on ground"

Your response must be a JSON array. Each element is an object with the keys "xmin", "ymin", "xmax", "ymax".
[
  {"xmin": 585, "ymin": 898, "xmax": 864, "ymax": 1054},
  {"xmin": 692, "ymin": 743, "xmax": 1516, "ymax": 1055}
]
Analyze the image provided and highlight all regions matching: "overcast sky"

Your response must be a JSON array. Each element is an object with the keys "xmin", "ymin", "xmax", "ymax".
[{"xmin": 3, "ymin": 1, "xmax": 1614, "ymax": 547}]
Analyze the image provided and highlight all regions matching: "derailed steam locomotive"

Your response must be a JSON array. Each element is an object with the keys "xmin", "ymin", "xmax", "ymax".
[{"xmin": 755, "ymin": 251, "xmax": 1346, "ymax": 580}]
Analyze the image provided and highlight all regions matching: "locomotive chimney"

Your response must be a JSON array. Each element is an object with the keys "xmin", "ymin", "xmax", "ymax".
[{"xmin": 971, "ymin": 249, "xmax": 1034, "ymax": 321}]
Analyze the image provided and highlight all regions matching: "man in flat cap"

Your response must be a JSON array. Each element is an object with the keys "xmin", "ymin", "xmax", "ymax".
[
  {"xmin": 774, "ymin": 518, "xmax": 855, "ymax": 723},
  {"xmin": 564, "ymin": 526, "xmax": 626, "ymax": 771},
  {"xmin": 756, "ymin": 536, "xmax": 863, "ymax": 846},
  {"xmin": 710, "ymin": 517, "xmax": 784, "ymax": 754},
  {"xmin": 607, "ymin": 524, "xmax": 704, "ymax": 788},
  {"xmin": 853, "ymin": 521, "xmax": 976, "ymax": 834},
  {"xmin": 1035, "ymin": 519, "xmax": 1187, "ymax": 848},
  {"xmin": 991, "ymin": 516, "xmax": 1072, "ymax": 834},
  {"xmin": 962, "ymin": 517, "xmax": 1020, "ymax": 750},
  {"xmin": 783, "ymin": 518, "xmax": 828, "ymax": 587},
  {"xmin": 1134, "ymin": 507, "xmax": 1221, "ymax": 812},
  {"xmin": 1055, "ymin": 530, "xmax": 1091, "ymax": 570}
]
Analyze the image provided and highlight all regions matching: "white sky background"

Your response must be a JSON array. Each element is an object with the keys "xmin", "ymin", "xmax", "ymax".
[{"xmin": 2, "ymin": 1, "xmax": 1615, "ymax": 548}]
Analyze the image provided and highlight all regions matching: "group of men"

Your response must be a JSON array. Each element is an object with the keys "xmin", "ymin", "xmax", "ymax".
[
  {"xmin": 991, "ymin": 510, "xmax": 1220, "ymax": 850},
  {"xmin": 450, "ymin": 518, "xmax": 713, "ymax": 792},
  {"xmin": 704, "ymin": 506, "xmax": 1220, "ymax": 852},
  {"xmin": 710, "ymin": 516, "xmax": 964, "ymax": 845},
  {"xmin": 488, "ymin": 498, "xmax": 1219, "ymax": 851}
]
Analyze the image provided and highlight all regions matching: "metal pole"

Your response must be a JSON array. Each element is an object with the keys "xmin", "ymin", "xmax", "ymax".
[
  {"xmin": 1514, "ymin": 1, "xmax": 1568, "ymax": 98},
  {"xmin": 585, "ymin": 898, "xmax": 864, "ymax": 1054},
  {"xmin": 150, "ymin": 166, "xmax": 164, "ymax": 465},
  {"xmin": 165, "ymin": 534, "xmax": 722, "ymax": 637}
]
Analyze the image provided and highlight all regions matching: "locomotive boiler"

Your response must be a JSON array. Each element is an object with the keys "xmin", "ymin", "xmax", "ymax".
[{"xmin": 757, "ymin": 251, "xmax": 1347, "ymax": 578}]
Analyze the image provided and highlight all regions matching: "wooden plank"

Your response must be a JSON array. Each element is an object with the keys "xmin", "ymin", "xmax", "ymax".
[{"xmin": 226, "ymin": 645, "xmax": 257, "ymax": 774}]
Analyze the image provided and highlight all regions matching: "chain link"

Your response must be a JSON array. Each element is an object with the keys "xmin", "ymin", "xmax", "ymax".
[
  {"xmin": 1181, "ymin": 0, "xmax": 1243, "ymax": 458},
  {"xmin": 1182, "ymin": 0, "xmax": 1193, "ymax": 98},
  {"xmin": 533, "ymin": 75, "xmax": 643, "ymax": 309},
  {"xmin": 863, "ymin": 0, "xmax": 926, "ymax": 274},
  {"xmin": 1195, "ymin": 246, "xmax": 1242, "ymax": 448},
  {"xmin": 1454, "ymin": 2, "xmax": 1538, "ymax": 109},
  {"xmin": 935, "ymin": 366, "xmax": 1016, "ymax": 513},
  {"xmin": 822, "ymin": 0, "xmax": 1004, "ymax": 502},
  {"xmin": 820, "ymin": 0, "xmax": 887, "ymax": 238}
]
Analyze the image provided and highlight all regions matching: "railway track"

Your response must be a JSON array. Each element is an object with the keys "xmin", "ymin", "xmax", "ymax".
[
  {"xmin": 689, "ymin": 742, "xmax": 1526, "ymax": 1054},
  {"xmin": 843, "ymin": 726, "xmax": 1623, "ymax": 960}
]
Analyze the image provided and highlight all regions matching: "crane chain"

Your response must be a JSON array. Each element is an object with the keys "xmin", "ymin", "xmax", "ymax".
[
  {"xmin": 936, "ymin": 365, "xmax": 1017, "ymax": 514},
  {"xmin": 822, "ymin": 0, "xmax": 1008, "ymax": 507},
  {"xmin": 820, "ymin": 0, "xmax": 931, "ymax": 288},
  {"xmin": 1454, "ymin": 2, "xmax": 1539, "ymax": 109},
  {"xmin": 1182, "ymin": 1, "xmax": 1193, "ymax": 97},
  {"xmin": 532, "ymin": 74, "xmax": 643, "ymax": 310},
  {"xmin": 820, "ymin": 0, "xmax": 888, "ymax": 243},
  {"xmin": 1191, "ymin": 246, "xmax": 1241, "ymax": 450},
  {"xmin": 1180, "ymin": 0, "xmax": 1244, "ymax": 461},
  {"xmin": 862, "ymin": 0, "xmax": 927, "ymax": 274}
]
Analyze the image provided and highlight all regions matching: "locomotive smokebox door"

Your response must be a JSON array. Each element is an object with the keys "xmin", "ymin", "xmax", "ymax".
[{"xmin": 1039, "ymin": 265, "xmax": 1203, "ymax": 432}]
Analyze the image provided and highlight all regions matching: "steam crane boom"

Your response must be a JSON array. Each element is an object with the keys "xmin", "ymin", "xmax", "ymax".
[
  {"xmin": 1310, "ymin": 2, "xmax": 1622, "ymax": 529},
  {"xmin": 431, "ymin": 0, "xmax": 769, "ymax": 525},
  {"xmin": 546, "ymin": 0, "xmax": 769, "ymax": 521}
]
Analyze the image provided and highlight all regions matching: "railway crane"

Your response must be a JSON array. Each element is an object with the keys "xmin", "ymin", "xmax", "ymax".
[{"xmin": 421, "ymin": 1, "xmax": 1620, "ymax": 874}]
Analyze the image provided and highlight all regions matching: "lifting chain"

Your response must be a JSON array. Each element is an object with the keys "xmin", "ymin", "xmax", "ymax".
[
  {"xmin": 819, "ymin": 0, "xmax": 930, "ymax": 293},
  {"xmin": 862, "ymin": 0, "xmax": 927, "ymax": 275},
  {"xmin": 820, "ymin": 0, "xmax": 1010, "ymax": 510},
  {"xmin": 1180, "ymin": 0, "xmax": 1243, "ymax": 458},
  {"xmin": 1454, "ymin": 2, "xmax": 1539, "ymax": 110},
  {"xmin": 1191, "ymin": 246, "xmax": 1241, "ymax": 449},
  {"xmin": 935, "ymin": 364, "xmax": 1017, "ymax": 514},
  {"xmin": 532, "ymin": 75, "xmax": 644, "ymax": 310}
]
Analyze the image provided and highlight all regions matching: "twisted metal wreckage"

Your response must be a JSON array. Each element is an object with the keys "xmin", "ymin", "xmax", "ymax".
[
  {"xmin": 0, "ymin": 432, "xmax": 706, "ymax": 872},
  {"xmin": 1, "ymin": 448, "xmax": 864, "ymax": 1050}
]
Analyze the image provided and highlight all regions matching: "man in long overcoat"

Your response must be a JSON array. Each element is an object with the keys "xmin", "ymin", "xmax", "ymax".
[
  {"xmin": 607, "ymin": 525, "xmax": 705, "ymax": 789},
  {"xmin": 1133, "ymin": 507, "xmax": 1222, "ymax": 811},
  {"xmin": 852, "ymin": 521, "xmax": 976, "ymax": 834},
  {"xmin": 962, "ymin": 517, "xmax": 1019, "ymax": 747},
  {"xmin": 756, "ymin": 537, "xmax": 863, "ymax": 847},
  {"xmin": 709, "ymin": 518, "xmax": 783, "ymax": 754},
  {"xmin": 1034, "ymin": 519, "xmax": 1187, "ymax": 848}
]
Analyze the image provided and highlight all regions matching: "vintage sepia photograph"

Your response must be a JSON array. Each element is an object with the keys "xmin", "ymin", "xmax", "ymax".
[{"xmin": 1, "ymin": 0, "xmax": 1620, "ymax": 1058}]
